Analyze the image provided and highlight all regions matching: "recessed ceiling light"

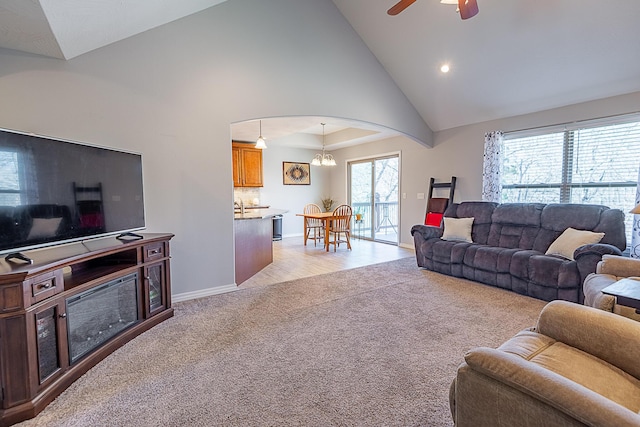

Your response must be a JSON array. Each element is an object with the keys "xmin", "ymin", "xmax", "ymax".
[{"xmin": 440, "ymin": 64, "xmax": 450, "ymax": 73}]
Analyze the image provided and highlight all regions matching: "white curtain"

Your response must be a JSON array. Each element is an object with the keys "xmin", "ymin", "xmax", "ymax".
[
  {"xmin": 631, "ymin": 166, "xmax": 640, "ymax": 258},
  {"xmin": 482, "ymin": 131, "xmax": 503, "ymax": 203}
]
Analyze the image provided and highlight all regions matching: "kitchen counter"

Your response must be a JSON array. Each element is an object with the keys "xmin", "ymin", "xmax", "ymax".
[
  {"xmin": 234, "ymin": 208, "xmax": 288, "ymax": 220},
  {"xmin": 234, "ymin": 208, "xmax": 287, "ymax": 284}
]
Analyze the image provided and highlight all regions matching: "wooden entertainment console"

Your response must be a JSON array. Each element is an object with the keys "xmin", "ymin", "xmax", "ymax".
[{"xmin": 0, "ymin": 233, "xmax": 174, "ymax": 426}]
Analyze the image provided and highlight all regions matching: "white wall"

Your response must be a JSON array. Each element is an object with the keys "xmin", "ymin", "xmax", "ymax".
[{"xmin": 0, "ymin": 0, "xmax": 432, "ymax": 298}]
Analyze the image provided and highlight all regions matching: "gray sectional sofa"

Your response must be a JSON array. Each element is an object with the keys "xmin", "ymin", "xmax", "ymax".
[{"xmin": 411, "ymin": 202, "xmax": 626, "ymax": 303}]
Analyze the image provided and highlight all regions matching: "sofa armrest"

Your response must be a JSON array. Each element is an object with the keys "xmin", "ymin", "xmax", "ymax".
[
  {"xmin": 574, "ymin": 243, "xmax": 623, "ymax": 260},
  {"xmin": 598, "ymin": 254, "xmax": 640, "ymax": 277},
  {"xmin": 574, "ymin": 243, "xmax": 623, "ymax": 299},
  {"xmin": 410, "ymin": 224, "xmax": 443, "ymax": 240},
  {"xmin": 459, "ymin": 347, "xmax": 640, "ymax": 427},
  {"xmin": 536, "ymin": 300, "xmax": 640, "ymax": 380}
]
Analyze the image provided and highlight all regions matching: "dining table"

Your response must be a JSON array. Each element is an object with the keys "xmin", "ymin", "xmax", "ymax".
[{"xmin": 296, "ymin": 211, "xmax": 350, "ymax": 251}]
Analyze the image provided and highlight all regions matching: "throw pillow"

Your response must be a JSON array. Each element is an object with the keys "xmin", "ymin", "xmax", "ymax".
[
  {"xmin": 425, "ymin": 212, "xmax": 443, "ymax": 227},
  {"xmin": 442, "ymin": 217, "xmax": 474, "ymax": 243},
  {"xmin": 27, "ymin": 217, "xmax": 62, "ymax": 240},
  {"xmin": 545, "ymin": 227, "xmax": 605, "ymax": 260}
]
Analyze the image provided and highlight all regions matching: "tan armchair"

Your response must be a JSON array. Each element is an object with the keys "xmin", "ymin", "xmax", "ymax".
[
  {"xmin": 450, "ymin": 300, "xmax": 640, "ymax": 426},
  {"xmin": 583, "ymin": 254, "xmax": 640, "ymax": 321}
]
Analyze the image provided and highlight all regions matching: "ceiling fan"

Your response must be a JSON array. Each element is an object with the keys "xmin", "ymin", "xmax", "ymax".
[{"xmin": 388, "ymin": 0, "xmax": 479, "ymax": 20}]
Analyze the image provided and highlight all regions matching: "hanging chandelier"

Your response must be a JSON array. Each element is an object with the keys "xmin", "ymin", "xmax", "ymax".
[
  {"xmin": 311, "ymin": 123, "xmax": 336, "ymax": 166},
  {"xmin": 255, "ymin": 120, "xmax": 267, "ymax": 149}
]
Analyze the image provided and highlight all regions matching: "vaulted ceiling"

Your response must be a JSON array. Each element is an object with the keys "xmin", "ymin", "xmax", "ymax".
[{"xmin": 1, "ymin": 0, "xmax": 639, "ymax": 145}]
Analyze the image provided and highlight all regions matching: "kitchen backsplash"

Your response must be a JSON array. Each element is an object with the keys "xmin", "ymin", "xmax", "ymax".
[{"xmin": 234, "ymin": 187, "xmax": 263, "ymax": 206}]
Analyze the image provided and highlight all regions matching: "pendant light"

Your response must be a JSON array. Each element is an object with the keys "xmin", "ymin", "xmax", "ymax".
[
  {"xmin": 311, "ymin": 123, "xmax": 336, "ymax": 166},
  {"xmin": 255, "ymin": 120, "xmax": 267, "ymax": 149}
]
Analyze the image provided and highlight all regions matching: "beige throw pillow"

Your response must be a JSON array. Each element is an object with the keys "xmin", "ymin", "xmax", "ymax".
[
  {"xmin": 545, "ymin": 227, "xmax": 604, "ymax": 260},
  {"xmin": 442, "ymin": 217, "xmax": 474, "ymax": 243}
]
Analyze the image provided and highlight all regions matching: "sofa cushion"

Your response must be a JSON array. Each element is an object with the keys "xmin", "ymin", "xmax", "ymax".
[
  {"xmin": 509, "ymin": 250, "xmax": 541, "ymax": 280},
  {"xmin": 529, "ymin": 254, "xmax": 580, "ymax": 289},
  {"xmin": 487, "ymin": 203, "xmax": 544, "ymax": 250},
  {"xmin": 427, "ymin": 239, "xmax": 472, "ymax": 265},
  {"xmin": 534, "ymin": 204, "xmax": 609, "ymax": 253},
  {"xmin": 541, "ymin": 204, "xmax": 607, "ymax": 232},
  {"xmin": 463, "ymin": 245, "xmax": 519, "ymax": 273},
  {"xmin": 545, "ymin": 227, "xmax": 605, "ymax": 260},
  {"xmin": 442, "ymin": 217, "xmax": 474, "ymax": 242}
]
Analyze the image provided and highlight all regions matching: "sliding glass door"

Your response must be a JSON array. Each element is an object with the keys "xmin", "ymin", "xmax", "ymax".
[{"xmin": 348, "ymin": 155, "xmax": 399, "ymax": 244}]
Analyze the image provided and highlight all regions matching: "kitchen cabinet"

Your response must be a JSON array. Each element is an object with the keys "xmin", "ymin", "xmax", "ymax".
[{"xmin": 232, "ymin": 142, "xmax": 263, "ymax": 187}]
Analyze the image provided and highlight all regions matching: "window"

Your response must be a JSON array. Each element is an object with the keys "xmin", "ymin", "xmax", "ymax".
[
  {"xmin": 348, "ymin": 154, "xmax": 399, "ymax": 244},
  {"xmin": 502, "ymin": 114, "xmax": 640, "ymax": 244}
]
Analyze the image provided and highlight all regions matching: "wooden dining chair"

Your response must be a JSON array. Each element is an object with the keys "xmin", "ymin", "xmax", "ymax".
[
  {"xmin": 328, "ymin": 204, "xmax": 352, "ymax": 252},
  {"xmin": 303, "ymin": 203, "xmax": 324, "ymax": 246}
]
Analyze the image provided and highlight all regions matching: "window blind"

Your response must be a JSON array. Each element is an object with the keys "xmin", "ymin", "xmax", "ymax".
[{"xmin": 501, "ymin": 113, "xmax": 640, "ymax": 245}]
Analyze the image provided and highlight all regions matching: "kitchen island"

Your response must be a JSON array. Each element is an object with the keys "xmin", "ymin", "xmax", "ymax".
[{"xmin": 234, "ymin": 208, "xmax": 287, "ymax": 284}]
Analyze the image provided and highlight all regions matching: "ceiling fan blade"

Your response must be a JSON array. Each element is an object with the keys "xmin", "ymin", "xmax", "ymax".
[
  {"xmin": 387, "ymin": 0, "xmax": 417, "ymax": 16},
  {"xmin": 458, "ymin": 0, "xmax": 479, "ymax": 20}
]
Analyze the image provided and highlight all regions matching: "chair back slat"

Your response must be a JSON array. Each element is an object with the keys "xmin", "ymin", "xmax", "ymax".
[
  {"xmin": 332, "ymin": 204, "xmax": 352, "ymax": 231},
  {"xmin": 327, "ymin": 204, "xmax": 353, "ymax": 251},
  {"xmin": 304, "ymin": 203, "xmax": 322, "ymax": 227}
]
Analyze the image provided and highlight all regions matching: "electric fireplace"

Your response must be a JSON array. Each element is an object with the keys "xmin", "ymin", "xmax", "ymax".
[{"xmin": 66, "ymin": 273, "xmax": 139, "ymax": 363}]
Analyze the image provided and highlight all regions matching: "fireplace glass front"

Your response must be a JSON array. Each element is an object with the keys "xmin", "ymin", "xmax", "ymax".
[{"xmin": 66, "ymin": 273, "xmax": 139, "ymax": 364}]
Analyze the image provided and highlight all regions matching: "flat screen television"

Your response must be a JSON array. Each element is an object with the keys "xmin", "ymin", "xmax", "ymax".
[{"xmin": 0, "ymin": 128, "xmax": 145, "ymax": 256}]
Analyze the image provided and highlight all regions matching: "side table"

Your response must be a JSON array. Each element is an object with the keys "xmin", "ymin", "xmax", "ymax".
[{"xmin": 602, "ymin": 278, "xmax": 640, "ymax": 315}]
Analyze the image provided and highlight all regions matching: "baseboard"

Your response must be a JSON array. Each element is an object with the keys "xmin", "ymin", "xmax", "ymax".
[
  {"xmin": 172, "ymin": 283, "xmax": 238, "ymax": 303},
  {"xmin": 399, "ymin": 242, "xmax": 415, "ymax": 250},
  {"xmin": 282, "ymin": 232, "xmax": 303, "ymax": 238}
]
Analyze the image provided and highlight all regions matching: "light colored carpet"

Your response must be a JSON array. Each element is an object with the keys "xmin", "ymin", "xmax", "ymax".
[{"xmin": 18, "ymin": 257, "xmax": 547, "ymax": 426}]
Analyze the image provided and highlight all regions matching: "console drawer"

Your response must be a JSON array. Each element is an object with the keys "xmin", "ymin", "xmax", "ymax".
[
  {"xmin": 30, "ymin": 272, "xmax": 62, "ymax": 303},
  {"xmin": 143, "ymin": 243, "xmax": 165, "ymax": 262}
]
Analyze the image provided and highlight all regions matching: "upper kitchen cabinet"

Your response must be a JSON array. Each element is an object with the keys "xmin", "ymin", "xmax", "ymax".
[{"xmin": 232, "ymin": 142, "xmax": 263, "ymax": 187}]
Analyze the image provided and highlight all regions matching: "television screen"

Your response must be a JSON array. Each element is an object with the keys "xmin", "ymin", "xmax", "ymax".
[{"xmin": 0, "ymin": 128, "xmax": 145, "ymax": 254}]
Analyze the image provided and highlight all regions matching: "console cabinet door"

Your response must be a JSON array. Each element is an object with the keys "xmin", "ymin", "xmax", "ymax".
[
  {"xmin": 32, "ymin": 298, "xmax": 68, "ymax": 390},
  {"xmin": 144, "ymin": 262, "xmax": 167, "ymax": 318}
]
